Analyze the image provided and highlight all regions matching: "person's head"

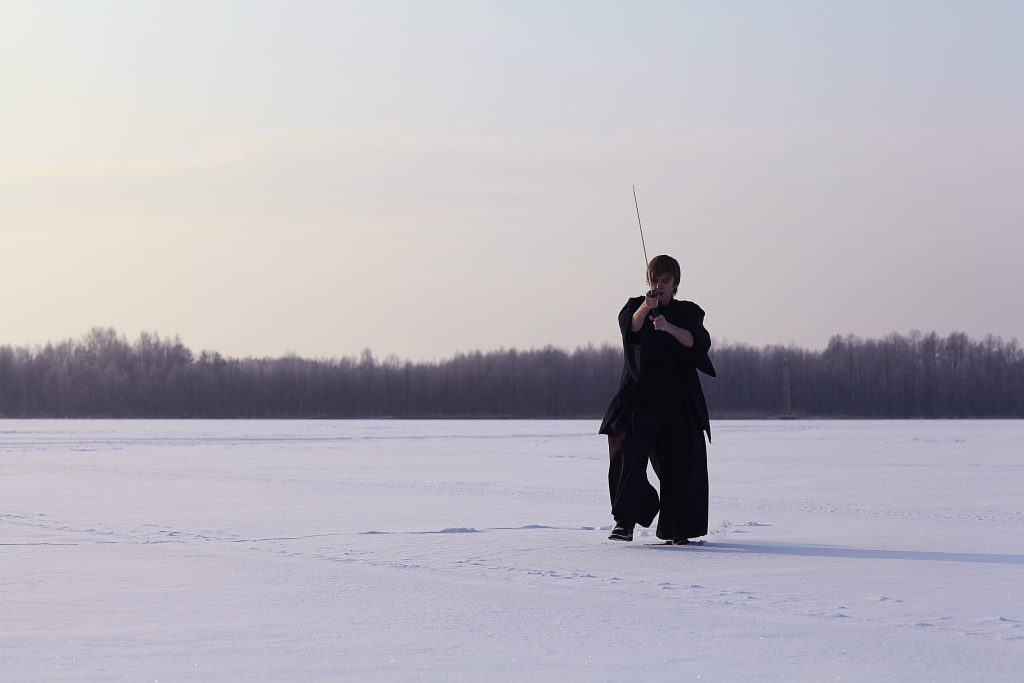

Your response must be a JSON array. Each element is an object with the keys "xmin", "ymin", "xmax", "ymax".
[{"xmin": 646, "ymin": 254, "xmax": 681, "ymax": 298}]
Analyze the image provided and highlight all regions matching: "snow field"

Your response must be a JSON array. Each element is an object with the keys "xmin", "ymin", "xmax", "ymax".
[{"xmin": 2, "ymin": 419, "xmax": 1023, "ymax": 681}]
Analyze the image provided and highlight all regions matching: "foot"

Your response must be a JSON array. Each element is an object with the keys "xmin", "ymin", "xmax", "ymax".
[
  {"xmin": 672, "ymin": 538, "xmax": 690, "ymax": 545},
  {"xmin": 608, "ymin": 524, "xmax": 634, "ymax": 541}
]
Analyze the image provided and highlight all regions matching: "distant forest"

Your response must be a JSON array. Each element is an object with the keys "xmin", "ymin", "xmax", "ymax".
[{"xmin": 1, "ymin": 328, "xmax": 1022, "ymax": 418}]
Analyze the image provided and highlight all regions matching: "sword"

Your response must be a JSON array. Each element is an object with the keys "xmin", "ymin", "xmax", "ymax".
[{"xmin": 633, "ymin": 185, "xmax": 658, "ymax": 318}]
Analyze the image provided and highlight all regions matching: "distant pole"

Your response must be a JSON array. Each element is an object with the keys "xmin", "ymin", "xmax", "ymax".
[{"xmin": 781, "ymin": 358, "xmax": 794, "ymax": 419}]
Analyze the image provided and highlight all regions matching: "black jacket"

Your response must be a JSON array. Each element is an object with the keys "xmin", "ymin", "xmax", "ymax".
[{"xmin": 598, "ymin": 297, "xmax": 716, "ymax": 439}]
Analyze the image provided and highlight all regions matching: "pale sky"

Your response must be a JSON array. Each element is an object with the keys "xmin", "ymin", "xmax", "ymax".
[{"xmin": 2, "ymin": 1, "xmax": 1021, "ymax": 361}]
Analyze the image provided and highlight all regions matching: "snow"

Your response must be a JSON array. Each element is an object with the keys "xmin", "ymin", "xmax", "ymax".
[{"xmin": 2, "ymin": 419, "xmax": 1023, "ymax": 681}]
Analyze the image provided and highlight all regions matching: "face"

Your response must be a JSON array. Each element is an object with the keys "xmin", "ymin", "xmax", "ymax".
[{"xmin": 649, "ymin": 273, "xmax": 676, "ymax": 306}]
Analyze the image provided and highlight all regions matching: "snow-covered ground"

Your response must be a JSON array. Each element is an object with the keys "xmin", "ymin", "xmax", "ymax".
[{"xmin": 2, "ymin": 419, "xmax": 1022, "ymax": 681}]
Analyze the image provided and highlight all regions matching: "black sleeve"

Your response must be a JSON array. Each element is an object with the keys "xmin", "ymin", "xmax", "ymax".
[
  {"xmin": 617, "ymin": 297, "xmax": 644, "ymax": 344},
  {"xmin": 675, "ymin": 302, "xmax": 716, "ymax": 376},
  {"xmin": 675, "ymin": 302, "xmax": 711, "ymax": 354},
  {"xmin": 690, "ymin": 308, "xmax": 712, "ymax": 354}
]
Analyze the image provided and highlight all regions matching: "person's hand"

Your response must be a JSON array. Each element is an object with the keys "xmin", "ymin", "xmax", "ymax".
[
  {"xmin": 643, "ymin": 292, "xmax": 659, "ymax": 311},
  {"xmin": 652, "ymin": 315, "xmax": 673, "ymax": 333}
]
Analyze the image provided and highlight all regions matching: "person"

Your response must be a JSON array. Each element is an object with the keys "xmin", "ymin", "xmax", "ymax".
[{"xmin": 599, "ymin": 254, "xmax": 716, "ymax": 544}]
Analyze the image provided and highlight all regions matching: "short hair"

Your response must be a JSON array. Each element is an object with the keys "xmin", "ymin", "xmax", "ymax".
[{"xmin": 646, "ymin": 254, "xmax": 681, "ymax": 294}]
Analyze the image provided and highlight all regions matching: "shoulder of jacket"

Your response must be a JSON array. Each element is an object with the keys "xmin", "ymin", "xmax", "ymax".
[{"xmin": 677, "ymin": 300, "xmax": 706, "ymax": 316}]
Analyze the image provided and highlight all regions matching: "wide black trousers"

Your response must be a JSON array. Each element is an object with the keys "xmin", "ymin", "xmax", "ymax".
[{"xmin": 607, "ymin": 410, "xmax": 709, "ymax": 540}]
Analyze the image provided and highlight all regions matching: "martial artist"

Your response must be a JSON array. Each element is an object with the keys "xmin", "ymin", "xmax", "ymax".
[{"xmin": 599, "ymin": 254, "xmax": 716, "ymax": 544}]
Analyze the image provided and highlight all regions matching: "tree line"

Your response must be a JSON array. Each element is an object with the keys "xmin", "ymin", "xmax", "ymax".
[{"xmin": 0, "ymin": 328, "xmax": 1021, "ymax": 418}]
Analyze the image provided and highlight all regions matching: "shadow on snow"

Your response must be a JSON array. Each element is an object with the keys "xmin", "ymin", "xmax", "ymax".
[{"xmin": 654, "ymin": 541, "xmax": 1024, "ymax": 565}]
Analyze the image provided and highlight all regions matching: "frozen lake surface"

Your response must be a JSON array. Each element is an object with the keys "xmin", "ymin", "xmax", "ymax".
[{"xmin": 2, "ymin": 419, "xmax": 1023, "ymax": 681}]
